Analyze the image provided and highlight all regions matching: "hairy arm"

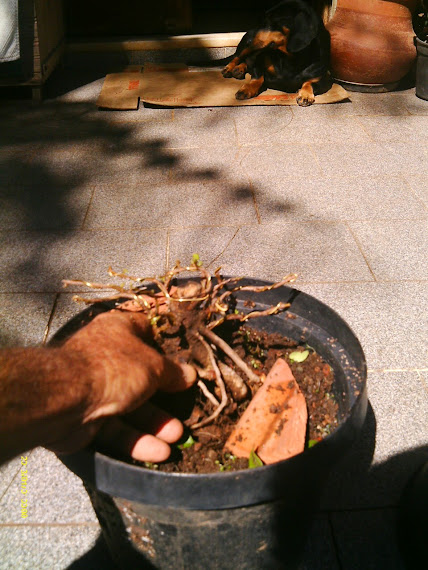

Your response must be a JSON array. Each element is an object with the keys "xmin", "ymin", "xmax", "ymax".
[
  {"xmin": 0, "ymin": 311, "xmax": 196, "ymax": 465},
  {"xmin": 0, "ymin": 346, "xmax": 101, "ymax": 463}
]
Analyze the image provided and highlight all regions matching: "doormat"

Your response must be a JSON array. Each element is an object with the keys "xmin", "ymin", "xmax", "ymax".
[{"xmin": 97, "ymin": 63, "xmax": 350, "ymax": 110}]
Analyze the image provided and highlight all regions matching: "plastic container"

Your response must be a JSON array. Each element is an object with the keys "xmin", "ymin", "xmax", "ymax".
[{"xmin": 55, "ymin": 280, "xmax": 367, "ymax": 569}]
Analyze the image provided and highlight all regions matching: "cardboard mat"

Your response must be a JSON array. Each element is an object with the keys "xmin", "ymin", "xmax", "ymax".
[{"xmin": 97, "ymin": 63, "xmax": 349, "ymax": 110}]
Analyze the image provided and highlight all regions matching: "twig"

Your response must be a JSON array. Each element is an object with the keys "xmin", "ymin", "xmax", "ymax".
[{"xmin": 199, "ymin": 326, "xmax": 260, "ymax": 384}]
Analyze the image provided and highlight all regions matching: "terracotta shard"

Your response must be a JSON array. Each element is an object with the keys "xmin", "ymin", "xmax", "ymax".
[{"xmin": 225, "ymin": 358, "xmax": 308, "ymax": 464}]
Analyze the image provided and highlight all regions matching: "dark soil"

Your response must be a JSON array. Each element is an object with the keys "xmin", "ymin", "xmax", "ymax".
[{"xmin": 137, "ymin": 322, "xmax": 338, "ymax": 474}]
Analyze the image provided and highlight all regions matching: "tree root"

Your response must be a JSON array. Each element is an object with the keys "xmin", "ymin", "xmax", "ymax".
[{"xmin": 190, "ymin": 333, "xmax": 228, "ymax": 429}]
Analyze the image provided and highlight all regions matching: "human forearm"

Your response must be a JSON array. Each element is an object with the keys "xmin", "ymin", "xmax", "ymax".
[
  {"xmin": 0, "ymin": 311, "xmax": 196, "ymax": 465},
  {"xmin": 0, "ymin": 346, "xmax": 100, "ymax": 463}
]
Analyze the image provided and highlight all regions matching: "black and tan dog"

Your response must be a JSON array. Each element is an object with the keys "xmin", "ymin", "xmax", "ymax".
[{"xmin": 222, "ymin": 0, "xmax": 331, "ymax": 106}]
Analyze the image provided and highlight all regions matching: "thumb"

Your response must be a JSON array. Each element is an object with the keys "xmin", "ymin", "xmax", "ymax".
[{"xmin": 158, "ymin": 357, "xmax": 197, "ymax": 393}]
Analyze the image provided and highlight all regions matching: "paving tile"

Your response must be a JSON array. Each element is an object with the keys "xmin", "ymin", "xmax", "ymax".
[
  {"xmin": 0, "ymin": 183, "xmax": 93, "ymax": 231},
  {"xmin": 169, "ymin": 146, "xmax": 246, "ymax": 184},
  {"xmin": 331, "ymin": 509, "xmax": 406, "ymax": 570},
  {"xmin": 227, "ymin": 105, "xmax": 294, "ymax": 146},
  {"xmin": 0, "ymin": 524, "xmax": 101, "ymax": 570},
  {"xmin": 380, "ymin": 141, "xmax": 428, "ymax": 174},
  {"xmin": 419, "ymin": 370, "xmax": 428, "ymax": 392},
  {"xmin": 349, "ymin": 219, "xmax": 428, "ymax": 280},
  {"xmin": 0, "ymin": 294, "xmax": 55, "ymax": 347},
  {"xmin": 166, "ymin": 226, "xmax": 241, "ymax": 271},
  {"xmin": 165, "ymin": 107, "xmax": 239, "ymax": 147},
  {"xmin": 404, "ymin": 94, "xmax": 428, "ymax": 115},
  {"xmin": 84, "ymin": 179, "xmax": 258, "ymax": 229},
  {"xmin": 237, "ymin": 112, "xmax": 370, "ymax": 146},
  {"xmin": 314, "ymin": 141, "xmax": 427, "ymax": 178},
  {"xmin": 254, "ymin": 175, "xmax": 426, "ymax": 223},
  {"xmin": 0, "ymin": 448, "xmax": 97, "ymax": 524},
  {"xmin": 33, "ymin": 137, "xmax": 172, "ymax": 188},
  {"xmin": 0, "ymin": 230, "xmax": 168, "ymax": 293},
  {"xmin": 320, "ymin": 395, "xmax": 428, "ymax": 510},
  {"xmin": 341, "ymin": 90, "xmax": 414, "ymax": 116},
  {"xmin": 405, "ymin": 173, "xmax": 428, "ymax": 206},
  {"xmin": 296, "ymin": 282, "xmax": 428, "ymax": 370},
  {"xmin": 169, "ymin": 221, "xmax": 373, "ymax": 283},
  {"xmin": 355, "ymin": 115, "xmax": 428, "ymax": 142},
  {"xmin": 238, "ymin": 144, "xmax": 322, "ymax": 181},
  {"xmin": 367, "ymin": 370, "xmax": 428, "ymax": 462},
  {"xmin": 45, "ymin": 293, "xmax": 108, "ymax": 344}
]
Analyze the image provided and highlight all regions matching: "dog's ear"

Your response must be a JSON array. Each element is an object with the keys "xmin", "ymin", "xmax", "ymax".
[{"xmin": 287, "ymin": 9, "xmax": 318, "ymax": 52}]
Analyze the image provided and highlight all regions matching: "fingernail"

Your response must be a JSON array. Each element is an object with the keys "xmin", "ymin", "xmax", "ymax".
[{"xmin": 179, "ymin": 363, "xmax": 197, "ymax": 386}]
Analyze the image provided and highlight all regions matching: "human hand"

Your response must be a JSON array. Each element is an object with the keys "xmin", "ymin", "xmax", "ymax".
[{"xmin": 50, "ymin": 310, "xmax": 196, "ymax": 463}]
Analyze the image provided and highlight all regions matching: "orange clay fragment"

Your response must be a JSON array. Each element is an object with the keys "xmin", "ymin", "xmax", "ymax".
[{"xmin": 225, "ymin": 358, "xmax": 308, "ymax": 465}]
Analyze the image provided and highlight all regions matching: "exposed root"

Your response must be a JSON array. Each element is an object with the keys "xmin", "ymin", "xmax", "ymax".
[
  {"xmin": 190, "ymin": 333, "xmax": 228, "ymax": 429},
  {"xmin": 200, "ymin": 326, "xmax": 260, "ymax": 384},
  {"xmin": 196, "ymin": 380, "xmax": 220, "ymax": 408},
  {"xmin": 217, "ymin": 361, "xmax": 248, "ymax": 401}
]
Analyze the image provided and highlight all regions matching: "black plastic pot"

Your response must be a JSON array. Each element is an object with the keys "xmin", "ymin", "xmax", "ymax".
[
  {"xmin": 55, "ymin": 280, "xmax": 367, "ymax": 569},
  {"xmin": 415, "ymin": 36, "xmax": 428, "ymax": 100}
]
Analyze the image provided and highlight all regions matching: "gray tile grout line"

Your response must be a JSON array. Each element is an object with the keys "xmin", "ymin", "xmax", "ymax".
[
  {"xmin": 165, "ymin": 230, "xmax": 171, "ymax": 272},
  {"xmin": 42, "ymin": 294, "xmax": 60, "ymax": 346},
  {"xmin": 206, "ymin": 227, "xmax": 242, "ymax": 269},
  {"xmin": 400, "ymin": 174, "xmax": 428, "ymax": 213},
  {"xmin": 0, "ymin": 449, "xmax": 35, "ymax": 503},
  {"xmin": 343, "ymin": 220, "xmax": 378, "ymax": 282},
  {"xmin": 416, "ymin": 370, "xmax": 428, "ymax": 393},
  {"xmin": 80, "ymin": 186, "xmax": 97, "ymax": 230}
]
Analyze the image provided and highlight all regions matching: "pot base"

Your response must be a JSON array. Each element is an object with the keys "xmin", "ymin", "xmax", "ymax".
[{"xmin": 334, "ymin": 78, "xmax": 400, "ymax": 93}]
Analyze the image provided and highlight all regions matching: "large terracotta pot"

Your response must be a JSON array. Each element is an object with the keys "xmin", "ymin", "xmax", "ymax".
[{"xmin": 327, "ymin": 0, "xmax": 418, "ymax": 90}]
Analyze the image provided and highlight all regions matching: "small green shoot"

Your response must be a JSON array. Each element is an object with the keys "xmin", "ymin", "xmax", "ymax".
[
  {"xmin": 177, "ymin": 435, "xmax": 195, "ymax": 450},
  {"xmin": 143, "ymin": 462, "xmax": 159, "ymax": 470},
  {"xmin": 289, "ymin": 350, "xmax": 309, "ymax": 363},
  {"xmin": 308, "ymin": 439, "xmax": 320, "ymax": 449},
  {"xmin": 248, "ymin": 449, "xmax": 263, "ymax": 469},
  {"xmin": 192, "ymin": 253, "xmax": 202, "ymax": 267}
]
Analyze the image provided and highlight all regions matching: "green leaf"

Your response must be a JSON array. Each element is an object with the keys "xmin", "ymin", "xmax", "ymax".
[
  {"xmin": 178, "ymin": 435, "xmax": 195, "ymax": 450},
  {"xmin": 289, "ymin": 349, "xmax": 309, "ymax": 363},
  {"xmin": 308, "ymin": 439, "xmax": 320, "ymax": 449},
  {"xmin": 248, "ymin": 449, "xmax": 263, "ymax": 469}
]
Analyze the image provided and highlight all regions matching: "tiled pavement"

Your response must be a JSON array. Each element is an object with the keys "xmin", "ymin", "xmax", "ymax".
[{"xmin": 0, "ymin": 65, "xmax": 427, "ymax": 569}]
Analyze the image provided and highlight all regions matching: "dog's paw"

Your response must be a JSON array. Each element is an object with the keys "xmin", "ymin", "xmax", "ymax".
[
  {"xmin": 232, "ymin": 64, "xmax": 247, "ymax": 80},
  {"xmin": 235, "ymin": 88, "xmax": 254, "ymax": 100},
  {"xmin": 222, "ymin": 65, "xmax": 234, "ymax": 78},
  {"xmin": 296, "ymin": 93, "xmax": 315, "ymax": 107}
]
